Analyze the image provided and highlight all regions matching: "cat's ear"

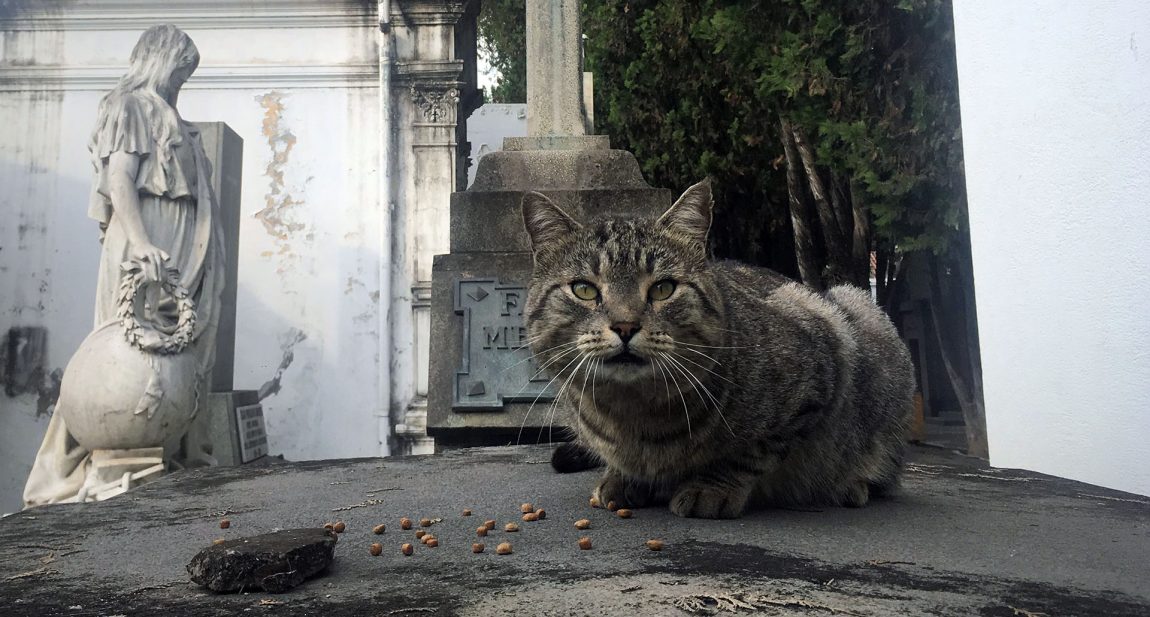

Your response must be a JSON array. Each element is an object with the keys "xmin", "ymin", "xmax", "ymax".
[
  {"xmin": 522, "ymin": 191, "xmax": 581, "ymax": 251},
  {"xmin": 658, "ymin": 178, "xmax": 714, "ymax": 245}
]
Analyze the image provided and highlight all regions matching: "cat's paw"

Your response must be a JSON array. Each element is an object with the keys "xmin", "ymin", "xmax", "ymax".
[
  {"xmin": 591, "ymin": 472, "xmax": 653, "ymax": 508},
  {"xmin": 670, "ymin": 483, "xmax": 749, "ymax": 519}
]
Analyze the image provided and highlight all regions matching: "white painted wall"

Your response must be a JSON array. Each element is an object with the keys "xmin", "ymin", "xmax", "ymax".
[
  {"xmin": 953, "ymin": 1, "xmax": 1150, "ymax": 496},
  {"xmin": 466, "ymin": 103, "xmax": 526, "ymax": 187},
  {"xmin": 0, "ymin": 1, "xmax": 389, "ymax": 513}
]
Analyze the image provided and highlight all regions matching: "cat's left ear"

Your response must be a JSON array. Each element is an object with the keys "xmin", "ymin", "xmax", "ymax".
[{"xmin": 657, "ymin": 178, "xmax": 714, "ymax": 246}]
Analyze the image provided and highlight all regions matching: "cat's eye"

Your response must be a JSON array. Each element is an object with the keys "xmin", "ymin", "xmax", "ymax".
[
  {"xmin": 648, "ymin": 280, "xmax": 677, "ymax": 302},
  {"xmin": 571, "ymin": 281, "xmax": 600, "ymax": 301}
]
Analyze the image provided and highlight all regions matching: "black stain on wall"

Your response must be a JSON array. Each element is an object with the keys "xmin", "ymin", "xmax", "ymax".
[{"xmin": 1, "ymin": 327, "xmax": 62, "ymax": 417}]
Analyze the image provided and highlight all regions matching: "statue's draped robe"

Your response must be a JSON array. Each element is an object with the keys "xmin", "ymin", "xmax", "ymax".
[{"xmin": 23, "ymin": 92, "xmax": 224, "ymax": 507}]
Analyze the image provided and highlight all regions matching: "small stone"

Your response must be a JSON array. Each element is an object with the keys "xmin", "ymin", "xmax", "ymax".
[
  {"xmin": 616, "ymin": 509, "xmax": 633, "ymax": 519},
  {"xmin": 472, "ymin": 543, "xmax": 485, "ymax": 553},
  {"xmin": 646, "ymin": 539, "xmax": 664, "ymax": 551},
  {"xmin": 578, "ymin": 537, "xmax": 592, "ymax": 550},
  {"xmin": 372, "ymin": 524, "xmax": 386, "ymax": 535},
  {"xmin": 219, "ymin": 519, "xmax": 231, "ymax": 529},
  {"xmin": 496, "ymin": 542, "xmax": 512, "ymax": 555},
  {"xmin": 187, "ymin": 528, "xmax": 337, "ymax": 593},
  {"xmin": 369, "ymin": 543, "xmax": 382, "ymax": 556},
  {"xmin": 574, "ymin": 519, "xmax": 591, "ymax": 530},
  {"xmin": 401, "ymin": 543, "xmax": 414, "ymax": 556},
  {"xmin": 333, "ymin": 522, "xmax": 346, "ymax": 533},
  {"xmin": 504, "ymin": 523, "xmax": 519, "ymax": 532}
]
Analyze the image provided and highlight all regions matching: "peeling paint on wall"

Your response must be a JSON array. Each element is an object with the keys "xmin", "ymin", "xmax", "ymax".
[
  {"xmin": 257, "ymin": 328, "xmax": 307, "ymax": 401},
  {"xmin": 253, "ymin": 92, "xmax": 307, "ymax": 255}
]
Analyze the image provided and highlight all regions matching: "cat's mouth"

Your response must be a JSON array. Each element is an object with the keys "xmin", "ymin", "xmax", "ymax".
[{"xmin": 605, "ymin": 350, "xmax": 647, "ymax": 365}]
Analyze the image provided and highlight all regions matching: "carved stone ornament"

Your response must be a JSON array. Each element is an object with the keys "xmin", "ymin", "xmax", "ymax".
[{"xmin": 410, "ymin": 83, "xmax": 460, "ymax": 123}]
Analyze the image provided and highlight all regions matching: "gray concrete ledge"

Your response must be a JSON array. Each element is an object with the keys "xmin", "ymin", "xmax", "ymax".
[{"xmin": 1, "ymin": 445, "xmax": 1147, "ymax": 616}]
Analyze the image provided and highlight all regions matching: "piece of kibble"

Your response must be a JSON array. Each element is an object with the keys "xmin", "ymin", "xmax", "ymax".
[
  {"xmin": 578, "ymin": 537, "xmax": 593, "ymax": 550},
  {"xmin": 590, "ymin": 497, "xmax": 601, "ymax": 508},
  {"xmin": 333, "ymin": 521, "xmax": 347, "ymax": 533},
  {"xmin": 496, "ymin": 542, "xmax": 513, "ymax": 555},
  {"xmin": 477, "ymin": 526, "xmax": 488, "ymax": 537},
  {"xmin": 323, "ymin": 523, "xmax": 335, "ymax": 531},
  {"xmin": 607, "ymin": 501, "xmax": 618, "ymax": 512},
  {"xmin": 522, "ymin": 512, "xmax": 538, "ymax": 522},
  {"xmin": 420, "ymin": 534, "xmax": 434, "ymax": 545},
  {"xmin": 369, "ymin": 543, "xmax": 383, "ymax": 556},
  {"xmin": 484, "ymin": 520, "xmax": 496, "ymax": 531},
  {"xmin": 462, "ymin": 509, "xmax": 473, "ymax": 516},
  {"xmin": 646, "ymin": 539, "xmax": 664, "ymax": 551},
  {"xmin": 504, "ymin": 523, "xmax": 519, "ymax": 532},
  {"xmin": 401, "ymin": 543, "xmax": 414, "ymax": 556},
  {"xmin": 427, "ymin": 538, "xmax": 440, "ymax": 548},
  {"xmin": 536, "ymin": 508, "xmax": 547, "ymax": 520},
  {"xmin": 372, "ymin": 524, "xmax": 386, "ymax": 535},
  {"xmin": 219, "ymin": 519, "xmax": 231, "ymax": 529},
  {"xmin": 472, "ymin": 543, "xmax": 485, "ymax": 553},
  {"xmin": 212, "ymin": 538, "xmax": 226, "ymax": 545},
  {"xmin": 616, "ymin": 509, "xmax": 633, "ymax": 519},
  {"xmin": 415, "ymin": 530, "xmax": 427, "ymax": 539},
  {"xmin": 574, "ymin": 519, "xmax": 591, "ymax": 530},
  {"xmin": 400, "ymin": 518, "xmax": 413, "ymax": 530},
  {"xmin": 419, "ymin": 517, "xmax": 432, "ymax": 527},
  {"xmin": 520, "ymin": 503, "xmax": 534, "ymax": 513}
]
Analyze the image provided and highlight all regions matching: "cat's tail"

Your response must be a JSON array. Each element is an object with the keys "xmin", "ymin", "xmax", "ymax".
[{"xmin": 551, "ymin": 442, "xmax": 603, "ymax": 473}]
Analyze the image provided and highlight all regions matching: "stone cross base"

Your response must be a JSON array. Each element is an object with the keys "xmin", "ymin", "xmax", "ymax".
[{"xmin": 76, "ymin": 447, "xmax": 166, "ymax": 502}]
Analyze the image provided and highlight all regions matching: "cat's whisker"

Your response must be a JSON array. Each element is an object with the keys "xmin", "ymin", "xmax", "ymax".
[
  {"xmin": 652, "ymin": 357, "xmax": 674, "ymax": 421},
  {"xmin": 516, "ymin": 350, "xmax": 585, "ymax": 447},
  {"xmin": 657, "ymin": 353, "xmax": 693, "ymax": 440},
  {"xmin": 499, "ymin": 340, "xmax": 581, "ymax": 375},
  {"xmin": 670, "ymin": 349, "xmax": 738, "ymax": 386},
  {"xmin": 676, "ymin": 346, "xmax": 721, "ymax": 365},
  {"xmin": 663, "ymin": 353, "xmax": 736, "ymax": 437},
  {"xmin": 540, "ymin": 352, "xmax": 592, "ymax": 445},
  {"xmin": 674, "ymin": 341, "xmax": 752, "ymax": 350}
]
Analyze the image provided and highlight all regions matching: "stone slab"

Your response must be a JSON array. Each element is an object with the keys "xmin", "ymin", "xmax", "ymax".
[
  {"xmin": 468, "ymin": 149, "xmax": 653, "ymax": 191},
  {"xmin": 1, "ymin": 445, "xmax": 1147, "ymax": 615},
  {"xmin": 186, "ymin": 527, "xmax": 337, "ymax": 593},
  {"xmin": 503, "ymin": 135, "xmax": 610, "ymax": 151},
  {"xmin": 450, "ymin": 188, "xmax": 672, "ymax": 253}
]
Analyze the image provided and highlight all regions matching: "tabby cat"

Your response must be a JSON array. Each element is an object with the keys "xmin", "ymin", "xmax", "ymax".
[{"xmin": 521, "ymin": 180, "xmax": 915, "ymax": 519}]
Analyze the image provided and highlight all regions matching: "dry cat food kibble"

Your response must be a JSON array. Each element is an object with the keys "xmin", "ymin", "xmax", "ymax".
[
  {"xmin": 520, "ymin": 503, "xmax": 534, "ymax": 513},
  {"xmin": 400, "ymin": 518, "xmax": 413, "ymax": 530},
  {"xmin": 578, "ymin": 537, "xmax": 592, "ymax": 550},
  {"xmin": 645, "ymin": 539, "xmax": 664, "ymax": 551},
  {"xmin": 426, "ymin": 538, "xmax": 439, "ymax": 548},
  {"xmin": 607, "ymin": 501, "xmax": 618, "ymax": 512},
  {"xmin": 504, "ymin": 523, "xmax": 519, "ymax": 532},
  {"xmin": 590, "ymin": 497, "xmax": 601, "ymax": 508},
  {"xmin": 476, "ymin": 526, "xmax": 488, "ymax": 537},
  {"xmin": 574, "ymin": 519, "xmax": 591, "ymax": 530},
  {"xmin": 323, "ymin": 523, "xmax": 335, "ymax": 531},
  {"xmin": 462, "ymin": 509, "xmax": 472, "ymax": 516},
  {"xmin": 333, "ymin": 521, "xmax": 347, "ymax": 533},
  {"xmin": 369, "ymin": 543, "xmax": 383, "ymax": 556},
  {"xmin": 401, "ymin": 543, "xmax": 414, "ymax": 556},
  {"xmin": 496, "ymin": 542, "xmax": 512, "ymax": 555},
  {"xmin": 536, "ymin": 509, "xmax": 546, "ymax": 520},
  {"xmin": 414, "ymin": 530, "xmax": 427, "ymax": 540},
  {"xmin": 522, "ymin": 512, "xmax": 538, "ymax": 522},
  {"xmin": 419, "ymin": 517, "xmax": 432, "ymax": 527},
  {"xmin": 372, "ymin": 524, "xmax": 386, "ymax": 535},
  {"xmin": 212, "ymin": 538, "xmax": 226, "ymax": 545},
  {"xmin": 420, "ymin": 534, "xmax": 434, "ymax": 545},
  {"xmin": 616, "ymin": 509, "xmax": 633, "ymax": 519},
  {"xmin": 472, "ymin": 543, "xmax": 485, "ymax": 553},
  {"xmin": 484, "ymin": 519, "xmax": 496, "ymax": 531},
  {"xmin": 219, "ymin": 519, "xmax": 230, "ymax": 529}
]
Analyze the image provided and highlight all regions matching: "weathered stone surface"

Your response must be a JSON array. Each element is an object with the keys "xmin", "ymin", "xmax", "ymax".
[
  {"xmin": 525, "ymin": 0, "xmax": 586, "ymax": 138},
  {"xmin": 186, "ymin": 528, "xmax": 337, "ymax": 593}
]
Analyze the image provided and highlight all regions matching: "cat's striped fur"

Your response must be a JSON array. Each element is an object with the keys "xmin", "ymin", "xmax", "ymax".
[{"xmin": 521, "ymin": 180, "xmax": 915, "ymax": 519}]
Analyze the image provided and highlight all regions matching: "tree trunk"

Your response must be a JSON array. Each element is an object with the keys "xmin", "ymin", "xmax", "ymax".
[
  {"xmin": 780, "ymin": 117, "xmax": 823, "ymax": 290},
  {"xmin": 789, "ymin": 124, "xmax": 851, "ymax": 283},
  {"xmin": 849, "ymin": 182, "xmax": 871, "ymax": 288},
  {"xmin": 926, "ymin": 253, "xmax": 989, "ymax": 459}
]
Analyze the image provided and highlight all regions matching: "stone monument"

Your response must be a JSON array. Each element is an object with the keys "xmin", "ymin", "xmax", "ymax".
[
  {"xmin": 23, "ymin": 25, "xmax": 234, "ymax": 505},
  {"xmin": 426, "ymin": 0, "xmax": 671, "ymax": 444}
]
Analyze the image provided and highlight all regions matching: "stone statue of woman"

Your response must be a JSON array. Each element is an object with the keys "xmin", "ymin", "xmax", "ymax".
[{"xmin": 23, "ymin": 25, "xmax": 224, "ymax": 506}]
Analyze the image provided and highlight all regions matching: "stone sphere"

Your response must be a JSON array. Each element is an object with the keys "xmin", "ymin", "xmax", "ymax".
[{"xmin": 57, "ymin": 321, "xmax": 200, "ymax": 450}]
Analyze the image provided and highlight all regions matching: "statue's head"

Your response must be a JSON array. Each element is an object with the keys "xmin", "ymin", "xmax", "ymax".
[{"xmin": 118, "ymin": 25, "xmax": 200, "ymax": 99}]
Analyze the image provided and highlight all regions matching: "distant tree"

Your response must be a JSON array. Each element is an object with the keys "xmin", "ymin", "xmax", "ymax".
[{"xmin": 478, "ymin": 0, "xmax": 527, "ymax": 102}]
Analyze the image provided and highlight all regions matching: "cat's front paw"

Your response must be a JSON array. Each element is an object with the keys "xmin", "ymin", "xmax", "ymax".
[
  {"xmin": 592, "ymin": 471, "xmax": 653, "ymax": 508},
  {"xmin": 670, "ymin": 482, "xmax": 749, "ymax": 519}
]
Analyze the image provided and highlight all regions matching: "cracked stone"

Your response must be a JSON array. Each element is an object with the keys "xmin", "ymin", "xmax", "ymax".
[{"xmin": 186, "ymin": 528, "xmax": 337, "ymax": 593}]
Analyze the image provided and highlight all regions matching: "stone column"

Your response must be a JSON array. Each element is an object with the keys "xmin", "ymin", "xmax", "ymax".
[
  {"xmin": 387, "ymin": 1, "xmax": 480, "ymax": 455},
  {"xmin": 525, "ymin": 0, "xmax": 585, "ymax": 138}
]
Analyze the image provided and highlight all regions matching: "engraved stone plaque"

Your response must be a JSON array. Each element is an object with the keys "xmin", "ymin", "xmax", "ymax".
[
  {"xmin": 453, "ymin": 279, "xmax": 556, "ymax": 410},
  {"xmin": 236, "ymin": 404, "xmax": 268, "ymax": 463}
]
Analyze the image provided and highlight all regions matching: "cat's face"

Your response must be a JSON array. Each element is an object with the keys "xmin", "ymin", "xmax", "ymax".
[{"xmin": 522, "ymin": 181, "xmax": 725, "ymax": 395}]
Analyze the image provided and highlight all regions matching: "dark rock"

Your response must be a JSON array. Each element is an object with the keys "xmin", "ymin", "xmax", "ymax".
[{"xmin": 186, "ymin": 528, "xmax": 337, "ymax": 593}]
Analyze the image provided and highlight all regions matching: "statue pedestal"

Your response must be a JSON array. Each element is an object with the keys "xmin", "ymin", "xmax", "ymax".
[{"xmin": 77, "ymin": 448, "xmax": 166, "ymax": 502}]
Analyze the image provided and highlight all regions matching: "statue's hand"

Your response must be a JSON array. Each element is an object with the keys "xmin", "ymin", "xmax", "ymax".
[{"xmin": 129, "ymin": 242, "xmax": 170, "ymax": 283}]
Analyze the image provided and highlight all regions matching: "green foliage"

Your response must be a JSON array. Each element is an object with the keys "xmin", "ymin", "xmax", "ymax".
[{"xmin": 479, "ymin": 0, "xmax": 527, "ymax": 103}]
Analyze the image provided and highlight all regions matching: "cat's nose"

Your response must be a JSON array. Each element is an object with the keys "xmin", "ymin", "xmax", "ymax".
[{"xmin": 611, "ymin": 322, "xmax": 641, "ymax": 343}]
